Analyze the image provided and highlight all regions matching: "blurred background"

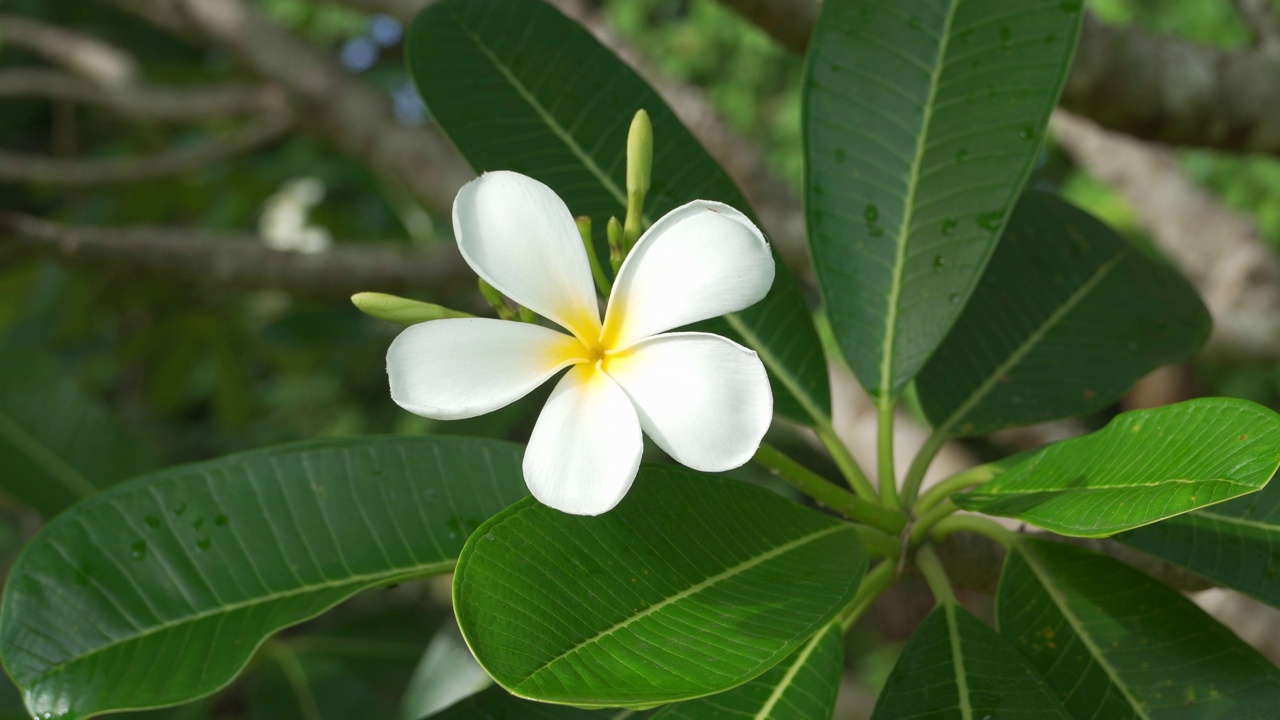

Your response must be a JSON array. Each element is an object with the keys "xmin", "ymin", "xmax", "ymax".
[{"xmin": 2, "ymin": 0, "xmax": 1280, "ymax": 717}]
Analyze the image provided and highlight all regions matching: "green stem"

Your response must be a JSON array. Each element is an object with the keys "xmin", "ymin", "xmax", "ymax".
[
  {"xmin": 576, "ymin": 216, "xmax": 612, "ymax": 296},
  {"xmin": 914, "ymin": 544, "xmax": 956, "ymax": 605},
  {"xmin": 266, "ymin": 641, "xmax": 322, "ymax": 720},
  {"xmin": 754, "ymin": 443, "xmax": 905, "ymax": 534},
  {"xmin": 814, "ymin": 421, "xmax": 879, "ymax": 504},
  {"xmin": 915, "ymin": 463, "xmax": 995, "ymax": 516},
  {"xmin": 856, "ymin": 524, "xmax": 903, "ymax": 559},
  {"xmin": 901, "ymin": 428, "xmax": 947, "ymax": 509},
  {"xmin": 839, "ymin": 560, "xmax": 899, "ymax": 631},
  {"xmin": 931, "ymin": 514, "xmax": 1015, "ymax": 548},
  {"xmin": 876, "ymin": 397, "xmax": 900, "ymax": 508},
  {"xmin": 909, "ymin": 498, "xmax": 959, "ymax": 546}
]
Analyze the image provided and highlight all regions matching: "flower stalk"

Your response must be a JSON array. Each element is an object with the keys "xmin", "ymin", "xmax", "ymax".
[
  {"xmin": 576, "ymin": 215, "xmax": 612, "ymax": 295},
  {"xmin": 753, "ymin": 442, "xmax": 905, "ymax": 534}
]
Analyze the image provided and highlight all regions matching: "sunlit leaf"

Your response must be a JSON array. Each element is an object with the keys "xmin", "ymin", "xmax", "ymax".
[
  {"xmin": 1118, "ymin": 475, "xmax": 1280, "ymax": 609},
  {"xmin": 649, "ymin": 623, "xmax": 843, "ymax": 720},
  {"xmin": 954, "ymin": 398, "xmax": 1280, "ymax": 537},
  {"xmin": 455, "ymin": 466, "xmax": 865, "ymax": 708}
]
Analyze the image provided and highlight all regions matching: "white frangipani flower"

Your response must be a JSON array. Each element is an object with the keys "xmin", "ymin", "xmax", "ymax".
[{"xmin": 387, "ymin": 171, "xmax": 774, "ymax": 515}]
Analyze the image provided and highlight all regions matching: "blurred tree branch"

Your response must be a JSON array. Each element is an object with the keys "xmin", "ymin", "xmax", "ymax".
[
  {"xmin": 0, "ymin": 211, "xmax": 469, "ymax": 299},
  {"xmin": 716, "ymin": 0, "xmax": 1280, "ymax": 157},
  {"xmin": 104, "ymin": 0, "xmax": 474, "ymax": 222},
  {"xmin": 0, "ymin": 68, "xmax": 288, "ymax": 121},
  {"xmin": 0, "ymin": 114, "xmax": 291, "ymax": 185},
  {"xmin": 0, "ymin": 14, "xmax": 138, "ymax": 84}
]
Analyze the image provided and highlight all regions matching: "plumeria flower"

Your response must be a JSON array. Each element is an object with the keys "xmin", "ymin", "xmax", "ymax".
[{"xmin": 387, "ymin": 171, "xmax": 774, "ymax": 515}]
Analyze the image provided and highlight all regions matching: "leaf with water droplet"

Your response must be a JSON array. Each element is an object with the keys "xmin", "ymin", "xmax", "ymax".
[
  {"xmin": 0, "ymin": 436, "xmax": 532, "ymax": 718},
  {"xmin": 977, "ymin": 211, "xmax": 1005, "ymax": 231}
]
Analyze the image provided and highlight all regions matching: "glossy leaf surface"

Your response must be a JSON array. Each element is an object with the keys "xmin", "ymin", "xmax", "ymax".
[
  {"xmin": 454, "ymin": 466, "xmax": 865, "ymax": 708},
  {"xmin": 954, "ymin": 398, "xmax": 1280, "ymax": 537},
  {"xmin": 0, "ymin": 437, "xmax": 528, "ymax": 719},
  {"xmin": 999, "ymin": 540, "xmax": 1280, "ymax": 718},
  {"xmin": 1119, "ymin": 475, "xmax": 1280, "ymax": 608},
  {"xmin": 0, "ymin": 343, "xmax": 157, "ymax": 517},
  {"xmin": 649, "ymin": 623, "xmax": 843, "ymax": 720},
  {"xmin": 805, "ymin": 0, "xmax": 1083, "ymax": 398},
  {"xmin": 870, "ymin": 603, "xmax": 1071, "ymax": 719},
  {"xmin": 916, "ymin": 192, "xmax": 1210, "ymax": 437},
  {"xmin": 430, "ymin": 686, "xmax": 651, "ymax": 719},
  {"xmin": 407, "ymin": 0, "xmax": 830, "ymax": 424}
]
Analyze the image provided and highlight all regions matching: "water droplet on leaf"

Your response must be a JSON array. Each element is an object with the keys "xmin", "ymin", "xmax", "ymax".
[
  {"xmin": 214, "ymin": 513, "xmax": 229, "ymax": 527},
  {"xmin": 196, "ymin": 537, "xmax": 212, "ymax": 552},
  {"xmin": 933, "ymin": 255, "xmax": 947, "ymax": 272},
  {"xmin": 941, "ymin": 219, "xmax": 958, "ymax": 236},
  {"xmin": 130, "ymin": 541, "xmax": 147, "ymax": 561},
  {"xmin": 977, "ymin": 211, "xmax": 1005, "ymax": 230},
  {"xmin": 864, "ymin": 204, "xmax": 878, "ymax": 223},
  {"xmin": 144, "ymin": 515, "xmax": 161, "ymax": 530},
  {"xmin": 955, "ymin": 149, "xmax": 970, "ymax": 163}
]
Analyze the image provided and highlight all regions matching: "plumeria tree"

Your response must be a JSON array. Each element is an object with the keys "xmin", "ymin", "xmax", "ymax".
[{"xmin": 4, "ymin": 0, "xmax": 1280, "ymax": 719}]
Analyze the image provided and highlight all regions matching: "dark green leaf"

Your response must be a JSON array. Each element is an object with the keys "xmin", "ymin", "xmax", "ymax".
[
  {"xmin": 870, "ymin": 603, "xmax": 1071, "ymax": 719},
  {"xmin": 429, "ymin": 686, "xmax": 651, "ymax": 719},
  {"xmin": 407, "ymin": 0, "xmax": 830, "ymax": 424},
  {"xmin": 0, "ymin": 436, "xmax": 528, "ymax": 719},
  {"xmin": 999, "ymin": 539, "xmax": 1280, "ymax": 718},
  {"xmin": 805, "ymin": 0, "xmax": 1083, "ymax": 399},
  {"xmin": 916, "ymin": 192, "xmax": 1210, "ymax": 436},
  {"xmin": 0, "ymin": 343, "xmax": 157, "ymax": 517},
  {"xmin": 649, "ymin": 622, "xmax": 843, "ymax": 720},
  {"xmin": 1118, "ymin": 475, "xmax": 1280, "ymax": 609},
  {"xmin": 454, "ymin": 466, "xmax": 865, "ymax": 708},
  {"xmin": 954, "ymin": 398, "xmax": 1280, "ymax": 537}
]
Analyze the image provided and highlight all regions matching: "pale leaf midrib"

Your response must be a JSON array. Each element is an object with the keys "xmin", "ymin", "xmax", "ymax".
[
  {"xmin": 1186, "ymin": 510, "xmax": 1280, "ymax": 535},
  {"xmin": 944, "ymin": 604, "xmax": 973, "ymax": 720},
  {"xmin": 448, "ymin": 6, "xmax": 626, "ymax": 206},
  {"xmin": 724, "ymin": 313, "xmax": 826, "ymax": 424},
  {"xmin": 976, "ymin": 476, "xmax": 1255, "ymax": 495},
  {"xmin": 936, "ymin": 249, "xmax": 1129, "ymax": 436},
  {"xmin": 753, "ymin": 624, "xmax": 830, "ymax": 719},
  {"xmin": 24, "ymin": 561, "xmax": 451, "ymax": 686},
  {"xmin": 878, "ymin": 0, "xmax": 960, "ymax": 400},
  {"xmin": 516, "ymin": 523, "xmax": 849, "ymax": 690},
  {"xmin": 1017, "ymin": 543, "xmax": 1151, "ymax": 720},
  {"xmin": 0, "ymin": 405, "xmax": 98, "ymax": 501}
]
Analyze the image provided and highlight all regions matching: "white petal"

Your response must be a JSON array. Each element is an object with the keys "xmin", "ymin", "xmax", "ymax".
[
  {"xmin": 601, "ymin": 201, "xmax": 774, "ymax": 349},
  {"xmin": 387, "ymin": 318, "xmax": 587, "ymax": 420},
  {"xmin": 453, "ymin": 171, "xmax": 601, "ymax": 340},
  {"xmin": 605, "ymin": 332, "xmax": 772, "ymax": 472},
  {"xmin": 523, "ymin": 365, "xmax": 642, "ymax": 515}
]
